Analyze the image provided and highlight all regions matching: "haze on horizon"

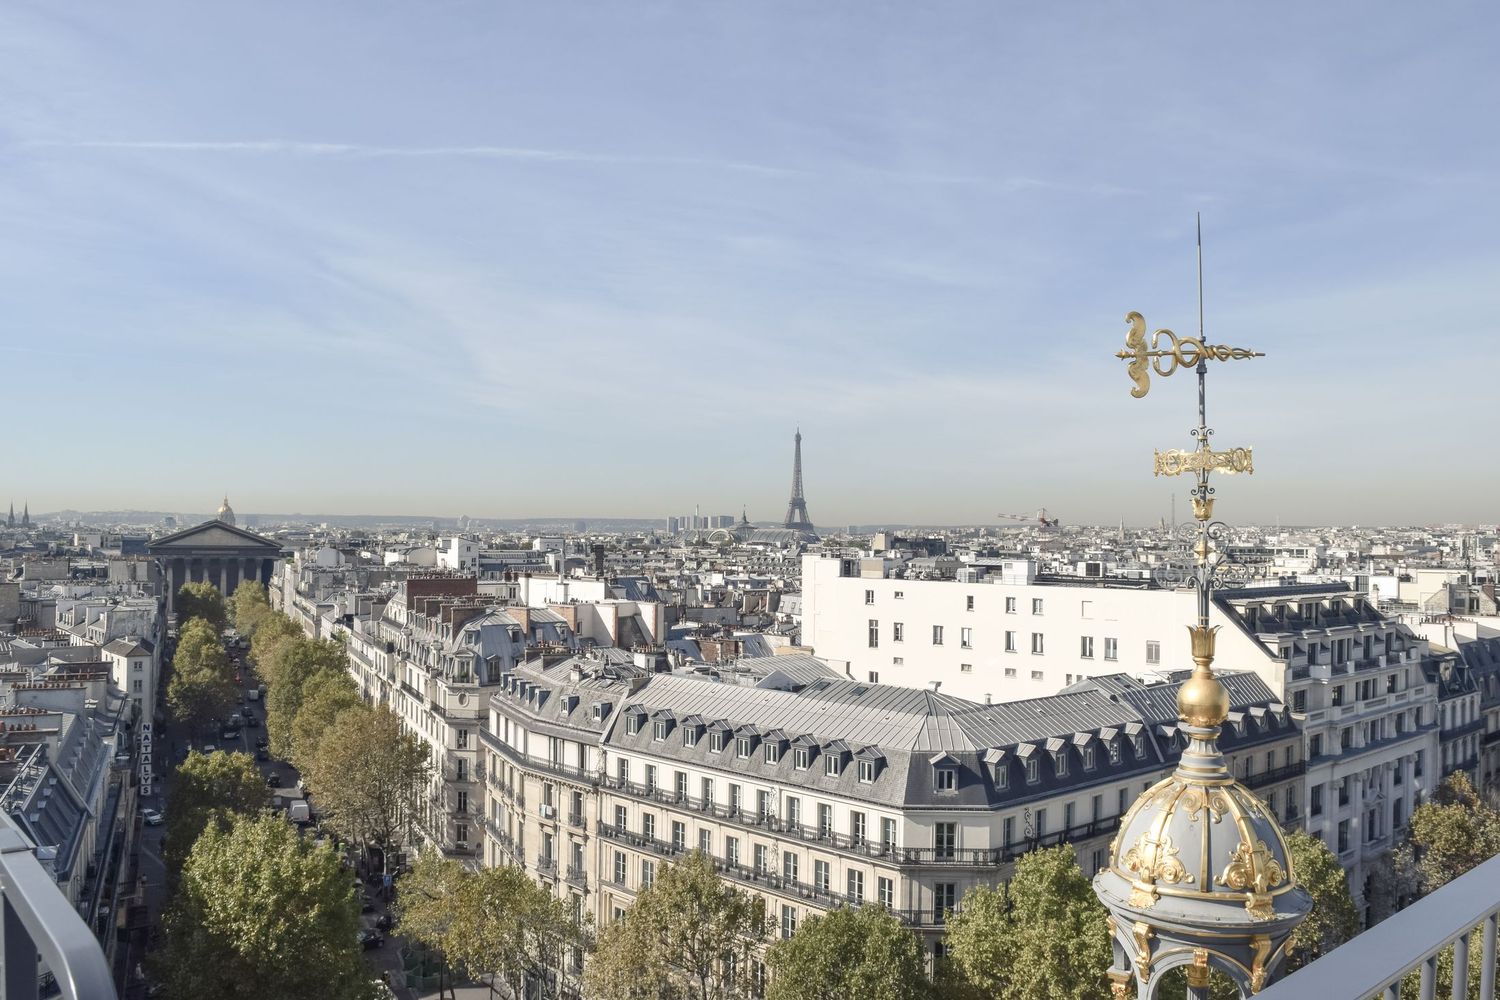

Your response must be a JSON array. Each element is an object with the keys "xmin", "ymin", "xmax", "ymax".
[{"xmin": 4, "ymin": 2, "xmax": 1497, "ymax": 527}]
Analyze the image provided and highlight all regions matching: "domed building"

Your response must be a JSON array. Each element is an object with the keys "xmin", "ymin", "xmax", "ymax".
[
  {"xmin": 216, "ymin": 494, "xmax": 236, "ymax": 527},
  {"xmin": 1093, "ymin": 626, "xmax": 1311, "ymax": 997}
]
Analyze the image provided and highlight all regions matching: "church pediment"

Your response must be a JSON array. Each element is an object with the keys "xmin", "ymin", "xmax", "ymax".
[{"xmin": 147, "ymin": 520, "xmax": 282, "ymax": 553}]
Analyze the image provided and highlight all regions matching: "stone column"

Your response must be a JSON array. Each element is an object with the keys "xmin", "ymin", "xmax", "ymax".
[
  {"xmin": 244, "ymin": 558, "xmax": 258, "ymax": 591},
  {"xmin": 170, "ymin": 558, "xmax": 187, "ymax": 612},
  {"xmin": 189, "ymin": 557, "xmax": 203, "ymax": 584},
  {"xmin": 225, "ymin": 559, "xmax": 240, "ymax": 598}
]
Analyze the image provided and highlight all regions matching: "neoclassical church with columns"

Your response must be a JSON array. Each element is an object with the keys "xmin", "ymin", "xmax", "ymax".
[{"xmin": 146, "ymin": 496, "xmax": 284, "ymax": 615}]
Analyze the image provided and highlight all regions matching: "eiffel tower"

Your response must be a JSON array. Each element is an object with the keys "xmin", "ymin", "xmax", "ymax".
[{"xmin": 783, "ymin": 428, "xmax": 816, "ymax": 534}]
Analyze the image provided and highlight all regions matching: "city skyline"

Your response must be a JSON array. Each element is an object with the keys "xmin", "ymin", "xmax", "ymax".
[{"xmin": 5, "ymin": 3, "xmax": 1498, "ymax": 524}]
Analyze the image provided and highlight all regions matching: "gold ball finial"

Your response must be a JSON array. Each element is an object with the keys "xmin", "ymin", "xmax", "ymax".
[{"xmin": 1177, "ymin": 625, "xmax": 1229, "ymax": 728}]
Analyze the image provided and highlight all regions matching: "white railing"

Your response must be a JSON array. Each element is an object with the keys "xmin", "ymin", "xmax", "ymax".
[
  {"xmin": 1259, "ymin": 851, "xmax": 1500, "ymax": 1000},
  {"xmin": 0, "ymin": 818, "xmax": 117, "ymax": 1000}
]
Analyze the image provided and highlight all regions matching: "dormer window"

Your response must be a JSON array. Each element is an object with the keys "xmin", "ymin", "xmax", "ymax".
[
  {"xmin": 710, "ymin": 733, "xmax": 725, "ymax": 754},
  {"xmin": 1082, "ymin": 746, "xmax": 1096, "ymax": 771},
  {"xmin": 1026, "ymin": 758, "xmax": 1039, "ymax": 784},
  {"xmin": 626, "ymin": 715, "xmax": 641, "ymax": 736},
  {"xmin": 1133, "ymin": 735, "xmax": 1146, "ymax": 758},
  {"xmin": 1108, "ymin": 741, "xmax": 1121, "ymax": 764},
  {"xmin": 824, "ymin": 754, "xmax": 841, "ymax": 777},
  {"xmin": 794, "ymin": 747, "xmax": 810, "ymax": 770},
  {"xmin": 935, "ymin": 767, "xmax": 957, "ymax": 791},
  {"xmin": 995, "ymin": 764, "xmax": 1009, "ymax": 789},
  {"xmin": 764, "ymin": 743, "xmax": 780, "ymax": 764},
  {"xmin": 1054, "ymin": 753, "xmax": 1068, "ymax": 777},
  {"xmin": 653, "ymin": 721, "xmax": 668, "ymax": 742},
  {"xmin": 737, "ymin": 737, "xmax": 752, "ymax": 759},
  {"xmin": 683, "ymin": 728, "xmax": 697, "ymax": 748},
  {"xmin": 858, "ymin": 759, "xmax": 876, "ymax": 783}
]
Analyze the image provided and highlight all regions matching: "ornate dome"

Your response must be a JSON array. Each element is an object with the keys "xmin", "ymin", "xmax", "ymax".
[{"xmin": 216, "ymin": 494, "xmax": 236, "ymax": 527}]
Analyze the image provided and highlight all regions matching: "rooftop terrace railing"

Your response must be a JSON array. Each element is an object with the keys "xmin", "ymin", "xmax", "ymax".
[
  {"xmin": 0, "ymin": 818, "xmax": 116, "ymax": 1000},
  {"xmin": 1259, "ymin": 850, "xmax": 1500, "ymax": 1000}
]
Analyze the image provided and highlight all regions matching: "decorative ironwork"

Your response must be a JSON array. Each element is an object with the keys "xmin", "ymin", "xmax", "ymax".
[
  {"xmin": 1154, "ymin": 446, "xmax": 1254, "ymax": 477},
  {"xmin": 1121, "ymin": 831, "xmax": 1193, "ymax": 885},
  {"xmin": 1217, "ymin": 839, "xmax": 1286, "ymax": 893},
  {"xmin": 1117, "ymin": 312, "xmax": 1264, "ymax": 399}
]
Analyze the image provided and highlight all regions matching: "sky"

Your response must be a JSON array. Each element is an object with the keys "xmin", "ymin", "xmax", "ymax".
[{"xmin": 3, "ymin": 2, "xmax": 1498, "ymax": 526}]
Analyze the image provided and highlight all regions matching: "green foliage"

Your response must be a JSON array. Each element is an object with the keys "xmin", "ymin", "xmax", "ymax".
[
  {"xmin": 154, "ymin": 813, "xmax": 374, "ymax": 1000},
  {"xmin": 230, "ymin": 581, "xmax": 271, "ymax": 636},
  {"xmin": 163, "ymin": 750, "xmax": 269, "ymax": 873},
  {"xmin": 585, "ymin": 851, "xmax": 768, "ymax": 1000},
  {"xmin": 766, "ymin": 905, "xmax": 931, "ymax": 1000},
  {"xmin": 264, "ymin": 636, "xmax": 348, "ymax": 758},
  {"xmin": 289, "ymin": 669, "xmax": 364, "ymax": 776},
  {"xmin": 168, "ymin": 617, "xmax": 237, "ymax": 731},
  {"xmin": 310, "ymin": 704, "xmax": 429, "ymax": 856},
  {"xmin": 176, "ymin": 581, "xmax": 227, "ymax": 631},
  {"xmin": 249, "ymin": 611, "xmax": 304, "ymax": 683},
  {"xmin": 943, "ymin": 845, "xmax": 1112, "ymax": 1000},
  {"xmin": 1406, "ymin": 771, "xmax": 1500, "ymax": 893},
  {"xmin": 1284, "ymin": 828, "xmax": 1359, "ymax": 969}
]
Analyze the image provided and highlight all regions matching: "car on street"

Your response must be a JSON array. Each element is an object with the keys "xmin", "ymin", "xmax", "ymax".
[
  {"xmin": 265, "ymin": 774, "xmax": 279, "ymax": 788},
  {"xmin": 202, "ymin": 743, "xmax": 217, "ymax": 754},
  {"xmin": 374, "ymin": 913, "xmax": 392, "ymax": 931},
  {"xmin": 356, "ymin": 929, "xmax": 383, "ymax": 950},
  {"xmin": 221, "ymin": 727, "xmax": 239, "ymax": 740},
  {"xmin": 245, "ymin": 715, "xmax": 259, "ymax": 728},
  {"xmin": 142, "ymin": 809, "xmax": 163, "ymax": 826},
  {"xmin": 255, "ymin": 746, "xmax": 270, "ymax": 761}
]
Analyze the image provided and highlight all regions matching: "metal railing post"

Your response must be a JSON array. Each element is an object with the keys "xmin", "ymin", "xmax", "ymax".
[
  {"xmin": 1452, "ymin": 931, "xmax": 1470, "ymax": 1000},
  {"xmin": 1481, "ymin": 913, "xmax": 1497, "ymax": 1000}
]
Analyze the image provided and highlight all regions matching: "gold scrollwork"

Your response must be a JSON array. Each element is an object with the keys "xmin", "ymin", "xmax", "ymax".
[
  {"xmin": 1118, "ymin": 312, "xmax": 1264, "ymax": 398},
  {"xmin": 1185, "ymin": 948, "xmax": 1211, "ymax": 988},
  {"xmin": 1216, "ymin": 839, "xmax": 1286, "ymax": 894},
  {"xmin": 1249, "ymin": 935, "xmax": 1272, "ymax": 993},
  {"xmin": 1153, "ymin": 447, "xmax": 1255, "ymax": 477},
  {"xmin": 1132, "ymin": 922, "xmax": 1154, "ymax": 975},
  {"xmin": 1121, "ymin": 831, "xmax": 1193, "ymax": 885},
  {"xmin": 1107, "ymin": 969, "xmax": 1132, "ymax": 1000},
  {"xmin": 1178, "ymin": 787, "xmax": 1229, "ymax": 823}
]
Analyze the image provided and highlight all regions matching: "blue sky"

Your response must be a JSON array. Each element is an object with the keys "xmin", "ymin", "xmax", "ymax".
[{"xmin": 3, "ymin": 2, "xmax": 1497, "ymax": 525}]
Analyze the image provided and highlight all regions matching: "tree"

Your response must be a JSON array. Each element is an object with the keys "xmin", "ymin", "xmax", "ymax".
[
  {"xmin": 311, "ymin": 705, "xmax": 429, "ymax": 866},
  {"xmin": 766, "ymin": 905, "xmax": 931, "ymax": 1000},
  {"xmin": 176, "ymin": 581, "xmax": 227, "ymax": 632},
  {"xmin": 1284, "ymin": 828, "xmax": 1359, "ymax": 970},
  {"xmin": 1406, "ymin": 771, "xmax": 1500, "ymax": 893},
  {"xmin": 231, "ymin": 580, "xmax": 271, "ymax": 637},
  {"xmin": 168, "ymin": 617, "xmax": 238, "ymax": 732},
  {"xmin": 453, "ymin": 865, "xmax": 585, "ymax": 1000},
  {"xmin": 943, "ymin": 845, "xmax": 1112, "ymax": 1000},
  {"xmin": 154, "ymin": 813, "xmax": 374, "ymax": 1000},
  {"xmin": 585, "ymin": 851, "xmax": 767, "ymax": 1000},
  {"xmin": 289, "ymin": 669, "xmax": 364, "ymax": 777},
  {"xmin": 264, "ymin": 636, "xmax": 348, "ymax": 758},
  {"xmin": 163, "ymin": 750, "xmax": 270, "ymax": 873},
  {"xmin": 396, "ymin": 852, "xmax": 471, "ymax": 1000},
  {"xmin": 249, "ymin": 611, "xmax": 304, "ymax": 683}
]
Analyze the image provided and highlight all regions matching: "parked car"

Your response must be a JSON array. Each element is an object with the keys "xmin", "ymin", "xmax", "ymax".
[
  {"xmin": 265, "ymin": 774, "xmax": 279, "ymax": 789},
  {"xmin": 220, "ymin": 727, "xmax": 239, "ymax": 740},
  {"xmin": 201, "ymin": 743, "xmax": 217, "ymax": 754},
  {"xmin": 228, "ymin": 713, "xmax": 244, "ymax": 728},
  {"xmin": 244, "ymin": 715, "xmax": 259, "ymax": 728},
  {"xmin": 255, "ymin": 746, "xmax": 270, "ymax": 761},
  {"xmin": 374, "ymin": 912, "xmax": 392, "ymax": 931},
  {"xmin": 141, "ymin": 809, "xmax": 164, "ymax": 826},
  {"xmin": 356, "ymin": 929, "xmax": 383, "ymax": 950},
  {"xmin": 287, "ymin": 801, "xmax": 312, "ymax": 825}
]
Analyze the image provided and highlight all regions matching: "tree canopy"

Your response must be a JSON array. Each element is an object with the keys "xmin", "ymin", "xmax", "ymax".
[
  {"xmin": 154, "ymin": 813, "xmax": 374, "ymax": 1000},
  {"xmin": 1405, "ymin": 771, "xmax": 1500, "ymax": 893},
  {"xmin": 168, "ymin": 617, "xmax": 237, "ymax": 732},
  {"xmin": 1284, "ymin": 828, "xmax": 1359, "ymax": 970},
  {"xmin": 163, "ymin": 749, "xmax": 269, "ymax": 873},
  {"xmin": 249, "ymin": 611, "xmax": 305, "ymax": 683},
  {"xmin": 289, "ymin": 669, "xmax": 365, "ymax": 778},
  {"xmin": 176, "ymin": 581, "xmax": 227, "ymax": 632},
  {"xmin": 585, "ymin": 851, "xmax": 767, "ymax": 1000},
  {"xmin": 264, "ymin": 635, "xmax": 348, "ymax": 758},
  {"xmin": 766, "ymin": 905, "xmax": 931, "ymax": 1000},
  {"xmin": 943, "ymin": 845, "xmax": 1113, "ymax": 1000},
  {"xmin": 230, "ymin": 580, "xmax": 271, "ymax": 637},
  {"xmin": 310, "ymin": 704, "xmax": 429, "ymax": 859}
]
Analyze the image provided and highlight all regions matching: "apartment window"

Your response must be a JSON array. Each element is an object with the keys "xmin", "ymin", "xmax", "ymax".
[
  {"xmin": 932, "ymin": 625, "xmax": 944, "ymax": 646},
  {"xmin": 672, "ymin": 821, "xmax": 686, "ymax": 851},
  {"xmin": 894, "ymin": 590, "xmax": 904, "ymax": 599},
  {"xmin": 794, "ymin": 747, "xmax": 810, "ymax": 770},
  {"xmin": 851, "ymin": 811, "xmax": 868, "ymax": 844},
  {"xmin": 699, "ymin": 829, "xmax": 712, "ymax": 854},
  {"xmin": 133, "ymin": 679, "xmax": 143, "ymax": 693},
  {"xmin": 1004, "ymin": 666, "xmax": 1017, "ymax": 678},
  {"xmin": 683, "ymin": 727, "xmax": 697, "ymax": 748},
  {"xmin": 1336, "ymin": 820, "xmax": 1350, "ymax": 854},
  {"xmin": 1387, "ymin": 673, "xmax": 1399, "ymax": 694},
  {"xmin": 737, "ymin": 737, "xmax": 752, "ymax": 759},
  {"xmin": 730, "ymin": 784, "xmax": 743, "ymax": 813},
  {"xmin": 765, "ymin": 742, "xmax": 781, "ymax": 764},
  {"xmin": 847, "ymin": 870, "xmax": 865, "ymax": 904},
  {"xmin": 966, "ymin": 595, "xmax": 975, "ymax": 611},
  {"xmin": 781, "ymin": 905, "xmax": 798, "ymax": 939},
  {"xmin": 1292, "ymin": 689, "xmax": 1307, "ymax": 713},
  {"xmin": 641, "ymin": 859, "xmax": 655, "ymax": 888},
  {"xmin": 1133, "ymin": 735, "xmax": 1146, "ymax": 758},
  {"xmin": 818, "ymin": 804, "xmax": 833, "ymax": 838},
  {"xmin": 1309, "ymin": 734, "xmax": 1324, "ymax": 758},
  {"xmin": 1034, "ymin": 808, "xmax": 1047, "ymax": 836},
  {"xmin": 960, "ymin": 663, "xmax": 973, "ymax": 674},
  {"xmin": 935, "ymin": 768, "xmax": 957, "ymax": 791},
  {"xmin": 1331, "ymin": 685, "xmax": 1345, "ymax": 707},
  {"xmin": 757, "ymin": 790, "xmax": 771, "ymax": 822},
  {"xmin": 675, "ymin": 771, "xmax": 688, "ymax": 800},
  {"xmin": 626, "ymin": 715, "xmax": 641, "ymax": 736},
  {"xmin": 995, "ymin": 764, "xmax": 1009, "ymax": 789},
  {"xmin": 1104, "ymin": 637, "xmax": 1118, "ymax": 661},
  {"xmin": 1080, "ymin": 636, "xmax": 1094, "ymax": 659},
  {"xmin": 1146, "ymin": 641, "xmax": 1161, "ymax": 665},
  {"xmin": 726, "ymin": 837, "xmax": 740, "ymax": 866},
  {"xmin": 1082, "ymin": 746, "xmax": 1095, "ymax": 771},
  {"xmin": 783, "ymin": 851, "xmax": 799, "ymax": 882},
  {"xmin": 1003, "ymin": 816, "xmax": 1015, "ymax": 846},
  {"xmin": 1031, "ymin": 633, "xmax": 1044, "ymax": 655},
  {"xmin": 858, "ymin": 759, "xmax": 876, "ymax": 783},
  {"xmin": 642, "ymin": 814, "xmax": 655, "ymax": 840},
  {"xmin": 613, "ymin": 851, "xmax": 627, "ymax": 885},
  {"xmin": 1026, "ymin": 758, "xmax": 1039, "ymax": 784},
  {"xmin": 961, "ymin": 627, "xmax": 973, "ymax": 649},
  {"xmin": 1311, "ymin": 785, "xmax": 1326, "ymax": 818},
  {"xmin": 710, "ymin": 732, "xmax": 725, "ymax": 754},
  {"xmin": 934, "ymin": 883, "xmax": 957, "ymax": 924},
  {"xmin": 653, "ymin": 720, "xmax": 667, "ymax": 741},
  {"xmin": 1030, "ymin": 670, "xmax": 1044, "ymax": 681},
  {"xmin": 1005, "ymin": 630, "xmax": 1017, "ymax": 652},
  {"xmin": 892, "ymin": 622, "xmax": 904, "ymax": 643},
  {"xmin": 1005, "ymin": 597, "xmax": 1017, "ymax": 614},
  {"xmin": 787, "ymin": 797, "xmax": 801, "ymax": 828},
  {"xmin": 881, "ymin": 817, "xmax": 897, "ymax": 848},
  {"xmin": 1054, "ymin": 753, "xmax": 1068, "ymax": 777},
  {"xmin": 868, "ymin": 671, "xmax": 880, "ymax": 683},
  {"xmin": 457, "ymin": 790, "xmax": 469, "ymax": 813},
  {"xmin": 455, "ymin": 823, "xmax": 468, "ymax": 845},
  {"xmin": 456, "ymin": 729, "xmax": 470, "ymax": 749},
  {"xmin": 1032, "ymin": 599, "xmax": 1044, "ymax": 615},
  {"xmin": 754, "ymin": 844, "xmax": 769, "ymax": 873},
  {"xmin": 1338, "ymin": 778, "xmax": 1351, "ymax": 807},
  {"xmin": 825, "ymin": 754, "xmax": 841, "ymax": 777},
  {"xmin": 814, "ymin": 860, "xmax": 830, "ymax": 892},
  {"xmin": 644, "ymin": 765, "xmax": 657, "ymax": 791},
  {"xmin": 865, "ymin": 589, "xmax": 875, "ymax": 605},
  {"xmin": 701, "ymin": 777, "xmax": 714, "ymax": 805},
  {"xmin": 935, "ymin": 822, "xmax": 956, "ymax": 859},
  {"xmin": 878, "ymin": 876, "xmax": 894, "ymax": 908},
  {"xmin": 868, "ymin": 619, "xmax": 879, "ymax": 649},
  {"xmin": 614, "ymin": 805, "xmax": 628, "ymax": 830}
]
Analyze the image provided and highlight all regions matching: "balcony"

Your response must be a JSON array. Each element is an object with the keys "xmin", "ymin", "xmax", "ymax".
[
  {"xmin": 536, "ymin": 857, "xmax": 557, "ymax": 879},
  {"xmin": 565, "ymin": 865, "xmax": 588, "ymax": 888},
  {"xmin": 1258, "ymin": 851, "xmax": 1500, "ymax": 999},
  {"xmin": 0, "ymin": 818, "xmax": 116, "ymax": 999},
  {"xmin": 1244, "ymin": 760, "xmax": 1308, "ymax": 790}
]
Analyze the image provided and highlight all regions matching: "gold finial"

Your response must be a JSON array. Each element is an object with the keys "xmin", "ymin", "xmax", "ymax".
[{"xmin": 1177, "ymin": 626, "xmax": 1228, "ymax": 728}]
